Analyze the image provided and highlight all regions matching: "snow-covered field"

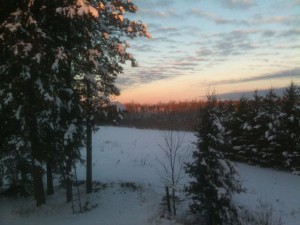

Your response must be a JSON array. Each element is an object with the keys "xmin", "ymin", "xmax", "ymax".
[{"xmin": 1, "ymin": 126, "xmax": 300, "ymax": 225}]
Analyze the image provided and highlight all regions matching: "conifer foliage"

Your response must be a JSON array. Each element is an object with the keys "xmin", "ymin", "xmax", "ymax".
[
  {"xmin": 195, "ymin": 83, "xmax": 300, "ymax": 173},
  {"xmin": 231, "ymin": 84, "xmax": 300, "ymax": 172},
  {"xmin": 185, "ymin": 94, "xmax": 244, "ymax": 225},
  {"xmin": 0, "ymin": 0, "xmax": 149, "ymax": 206}
]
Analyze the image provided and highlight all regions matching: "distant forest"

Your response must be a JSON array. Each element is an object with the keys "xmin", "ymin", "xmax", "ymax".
[{"xmin": 119, "ymin": 100, "xmax": 204, "ymax": 131}]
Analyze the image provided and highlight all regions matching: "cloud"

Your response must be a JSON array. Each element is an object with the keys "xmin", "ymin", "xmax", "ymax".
[
  {"xmin": 119, "ymin": 64, "xmax": 181, "ymax": 88},
  {"xmin": 157, "ymin": 27, "xmax": 178, "ymax": 33},
  {"xmin": 226, "ymin": 29, "xmax": 259, "ymax": 38},
  {"xmin": 152, "ymin": 36, "xmax": 179, "ymax": 44},
  {"xmin": 118, "ymin": 53, "xmax": 207, "ymax": 89},
  {"xmin": 273, "ymin": 44, "xmax": 300, "ymax": 50},
  {"xmin": 251, "ymin": 14, "xmax": 297, "ymax": 25},
  {"xmin": 118, "ymin": 0, "xmax": 299, "ymax": 99},
  {"xmin": 135, "ymin": 0, "xmax": 173, "ymax": 8},
  {"xmin": 189, "ymin": 9, "xmax": 298, "ymax": 27},
  {"xmin": 130, "ymin": 43, "xmax": 154, "ymax": 52},
  {"xmin": 203, "ymin": 68, "xmax": 300, "ymax": 86},
  {"xmin": 192, "ymin": 29, "xmax": 261, "ymax": 59},
  {"xmin": 217, "ymin": 87, "xmax": 286, "ymax": 100},
  {"xmin": 222, "ymin": 0, "xmax": 256, "ymax": 9},
  {"xmin": 139, "ymin": 8, "xmax": 181, "ymax": 19},
  {"xmin": 262, "ymin": 30, "xmax": 276, "ymax": 37},
  {"xmin": 290, "ymin": 0, "xmax": 300, "ymax": 7},
  {"xmin": 279, "ymin": 29, "xmax": 300, "ymax": 37},
  {"xmin": 189, "ymin": 9, "xmax": 248, "ymax": 25}
]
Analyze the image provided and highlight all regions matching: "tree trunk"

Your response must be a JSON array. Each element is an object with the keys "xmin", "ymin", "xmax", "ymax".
[
  {"xmin": 31, "ymin": 138, "xmax": 46, "ymax": 206},
  {"xmin": 86, "ymin": 82, "xmax": 93, "ymax": 194},
  {"xmin": 29, "ymin": 117, "xmax": 45, "ymax": 206},
  {"xmin": 27, "ymin": 77, "xmax": 45, "ymax": 206},
  {"xmin": 66, "ymin": 158, "xmax": 72, "ymax": 203},
  {"xmin": 172, "ymin": 188, "xmax": 176, "ymax": 216},
  {"xmin": 46, "ymin": 161, "xmax": 54, "ymax": 195},
  {"xmin": 32, "ymin": 165, "xmax": 46, "ymax": 206},
  {"xmin": 207, "ymin": 205, "xmax": 214, "ymax": 225},
  {"xmin": 165, "ymin": 186, "xmax": 171, "ymax": 214},
  {"xmin": 66, "ymin": 178, "xmax": 72, "ymax": 203},
  {"xmin": 86, "ymin": 121, "xmax": 92, "ymax": 193}
]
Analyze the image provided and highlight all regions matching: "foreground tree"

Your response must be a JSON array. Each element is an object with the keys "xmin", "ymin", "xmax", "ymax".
[
  {"xmin": 185, "ymin": 94, "xmax": 244, "ymax": 225},
  {"xmin": 228, "ymin": 96, "xmax": 252, "ymax": 162},
  {"xmin": 58, "ymin": 0, "xmax": 151, "ymax": 193},
  {"xmin": 0, "ymin": 0, "xmax": 150, "ymax": 205},
  {"xmin": 258, "ymin": 89, "xmax": 281, "ymax": 167},
  {"xmin": 279, "ymin": 82, "xmax": 300, "ymax": 171}
]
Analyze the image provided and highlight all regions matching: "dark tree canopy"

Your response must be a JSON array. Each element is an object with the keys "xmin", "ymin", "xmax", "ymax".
[{"xmin": 0, "ymin": 0, "xmax": 150, "ymax": 205}]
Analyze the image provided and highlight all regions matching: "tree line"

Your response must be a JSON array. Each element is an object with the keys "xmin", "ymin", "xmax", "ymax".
[
  {"xmin": 120, "ymin": 100, "xmax": 204, "ymax": 130},
  {"xmin": 201, "ymin": 83, "xmax": 300, "ymax": 173},
  {"xmin": 0, "ymin": 0, "xmax": 149, "ymax": 206}
]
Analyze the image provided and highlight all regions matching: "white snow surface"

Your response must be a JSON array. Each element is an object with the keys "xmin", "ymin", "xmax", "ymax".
[{"xmin": 1, "ymin": 126, "xmax": 300, "ymax": 225}]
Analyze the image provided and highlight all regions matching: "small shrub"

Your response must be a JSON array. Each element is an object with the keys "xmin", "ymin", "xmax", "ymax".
[
  {"xmin": 92, "ymin": 181, "xmax": 108, "ymax": 193},
  {"xmin": 82, "ymin": 200, "xmax": 98, "ymax": 212},
  {"xmin": 255, "ymin": 200, "xmax": 283, "ymax": 225},
  {"xmin": 240, "ymin": 200, "xmax": 283, "ymax": 225},
  {"xmin": 119, "ymin": 182, "xmax": 142, "ymax": 192}
]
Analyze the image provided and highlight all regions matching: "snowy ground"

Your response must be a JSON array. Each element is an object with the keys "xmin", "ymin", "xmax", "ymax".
[{"xmin": 1, "ymin": 126, "xmax": 300, "ymax": 225}]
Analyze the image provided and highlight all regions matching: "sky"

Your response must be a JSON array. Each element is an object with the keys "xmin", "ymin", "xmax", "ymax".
[{"xmin": 115, "ymin": 0, "xmax": 300, "ymax": 104}]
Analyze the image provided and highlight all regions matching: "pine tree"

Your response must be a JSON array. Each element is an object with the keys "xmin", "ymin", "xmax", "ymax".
[
  {"xmin": 229, "ymin": 96, "xmax": 253, "ymax": 163},
  {"xmin": 279, "ymin": 82, "xmax": 300, "ymax": 171},
  {"xmin": 54, "ymin": 0, "xmax": 151, "ymax": 193},
  {"xmin": 0, "ymin": 0, "xmax": 150, "ymax": 205},
  {"xmin": 185, "ymin": 94, "xmax": 244, "ymax": 225},
  {"xmin": 0, "ymin": 1, "xmax": 55, "ymax": 204},
  {"xmin": 258, "ymin": 89, "xmax": 281, "ymax": 167},
  {"xmin": 218, "ymin": 100, "xmax": 235, "ymax": 159}
]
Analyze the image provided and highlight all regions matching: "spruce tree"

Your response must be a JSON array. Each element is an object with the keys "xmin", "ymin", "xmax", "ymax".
[
  {"xmin": 0, "ymin": 0, "xmax": 150, "ymax": 205},
  {"xmin": 279, "ymin": 82, "xmax": 300, "ymax": 171},
  {"xmin": 229, "ymin": 96, "xmax": 252, "ymax": 162},
  {"xmin": 258, "ymin": 89, "xmax": 281, "ymax": 167},
  {"xmin": 185, "ymin": 94, "xmax": 244, "ymax": 225}
]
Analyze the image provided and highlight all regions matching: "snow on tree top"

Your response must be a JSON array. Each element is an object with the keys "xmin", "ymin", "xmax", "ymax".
[
  {"xmin": 84, "ymin": 73, "xmax": 97, "ymax": 84},
  {"xmin": 23, "ymin": 43, "xmax": 33, "ymax": 56},
  {"xmin": 77, "ymin": 0, "xmax": 99, "ymax": 18},
  {"xmin": 32, "ymin": 53, "xmax": 42, "ymax": 63},
  {"xmin": 88, "ymin": 49, "xmax": 101, "ymax": 69},
  {"xmin": 11, "ymin": 9, "xmax": 22, "ymax": 17},
  {"xmin": 56, "ymin": 0, "xmax": 99, "ymax": 18},
  {"xmin": 64, "ymin": 124, "xmax": 77, "ymax": 145},
  {"xmin": 51, "ymin": 59, "xmax": 59, "ymax": 72},
  {"xmin": 5, "ymin": 22, "xmax": 22, "ymax": 33},
  {"xmin": 4, "ymin": 93, "xmax": 13, "ymax": 105}
]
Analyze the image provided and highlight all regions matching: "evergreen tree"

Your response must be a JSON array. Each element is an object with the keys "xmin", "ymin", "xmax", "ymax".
[
  {"xmin": 55, "ymin": 0, "xmax": 151, "ymax": 193},
  {"xmin": 220, "ymin": 100, "xmax": 236, "ymax": 160},
  {"xmin": 0, "ymin": 0, "xmax": 150, "ymax": 205},
  {"xmin": 185, "ymin": 94, "xmax": 244, "ymax": 225},
  {"xmin": 244, "ymin": 90, "xmax": 264, "ymax": 165},
  {"xmin": 258, "ymin": 89, "xmax": 281, "ymax": 167},
  {"xmin": 0, "ymin": 1, "xmax": 56, "ymax": 204},
  {"xmin": 229, "ymin": 96, "xmax": 252, "ymax": 163},
  {"xmin": 279, "ymin": 82, "xmax": 300, "ymax": 171}
]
